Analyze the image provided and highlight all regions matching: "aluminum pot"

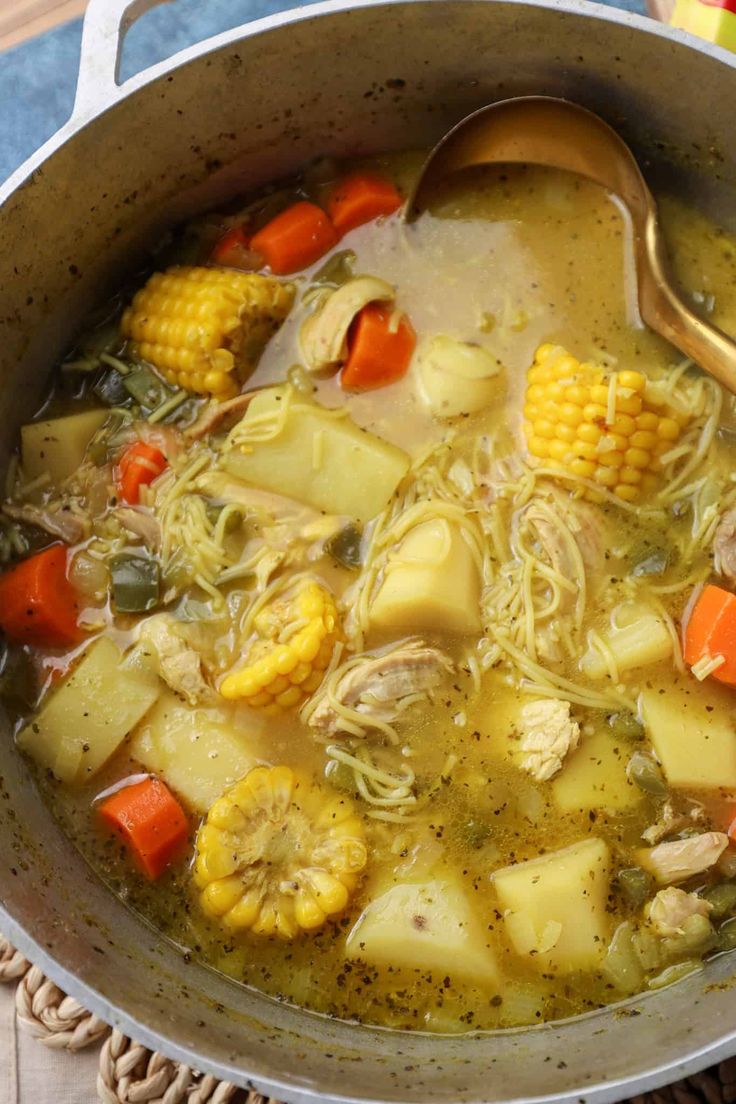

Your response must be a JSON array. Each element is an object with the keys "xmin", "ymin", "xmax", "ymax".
[{"xmin": 1, "ymin": 1, "xmax": 736, "ymax": 1099}]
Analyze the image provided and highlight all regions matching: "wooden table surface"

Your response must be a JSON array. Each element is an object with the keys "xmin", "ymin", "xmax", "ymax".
[{"xmin": 0, "ymin": 0, "xmax": 87, "ymax": 51}]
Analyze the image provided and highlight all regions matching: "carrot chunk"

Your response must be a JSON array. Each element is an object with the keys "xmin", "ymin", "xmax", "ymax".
[
  {"xmin": 683, "ymin": 583, "xmax": 736, "ymax": 686},
  {"xmin": 250, "ymin": 201, "xmax": 339, "ymax": 275},
  {"xmin": 210, "ymin": 225, "xmax": 253, "ymax": 269},
  {"xmin": 99, "ymin": 777, "xmax": 188, "ymax": 880},
  {"xmin": 0, "ymin": 545, "xmax": 82, "ymax": 647},
  {"xmin": 326, "ymin": 171, "xmax": 402, "ymax": 235},
  {"xmin": 341, "ymin": 303, "xmax": 416, "ymax": 391},
  {"xmin": 117, "ymin": 441, "xmax": 168, "ymax": 505}
]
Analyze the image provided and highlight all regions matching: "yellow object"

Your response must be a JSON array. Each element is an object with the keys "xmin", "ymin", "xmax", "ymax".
[
  {"xmin": 523, "ymin": 344, "xmax": 686, "ymax": 501},
  {"xmin": 194, "ymin": 765, "xmax": 367, "ymax": 938},
  {"xmin": 552, "ymin": 729, "xmax": 642, "ymax": 813},
  {"xmin": 639, "ymin": 680, "xmax": 736, "ymax": 791},
  {"xmin": 671, "ymin": 0, "xmax": 736, "ymax": 52},
  {"xmin": 18, "ymin": 639, "xmax": 160, "ymax": 784},
  {"xmin": 580, "ymin": 605, "xmax": 673, "ymax": 679},
  {"xmin": 222, "ymin": 386, "xmax": 410, "ymax": 522},
  {"xmin": 220, "ymin": 580, "xmax": 342, "ymax": 711},
  {"xmin": 121, "ymin": 266, "xmax": 295, "ymax": 399},
  {"xmin": 369, "ymin": 517, "xmax": 482, "ymax": 635},
  {"xmin": 130, "ymin": 692, "xmax": 259, "ymax": 813},
  {"xmin": 21, "ymin": 410, "xmax": 109, "ymax": 487},
  {"xmin": 492, "ymin": 838, "xmax": 612, "ymax": 973},
  {"xmin": 345, "ymin": 877, "xmax": 499, "ymax": 988}
]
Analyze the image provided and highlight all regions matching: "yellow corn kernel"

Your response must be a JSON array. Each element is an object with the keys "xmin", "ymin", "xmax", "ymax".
[
  {"xmin": 583, "ymin": 403, "xmax": 608, "ymax": 424},
  {"xmin": 597, "ymin": 449, "xmax": 624, "ymax": 469},
  {"xmin": 570, "ymin": 458, "xmax": 596, "ymax": 478},
  {"xmin": 619, "ymin": 466, "xmax": 643, "ymax": 485},
  {"xmin": 614, "ymin": 483, "xmax": 639, "ymax": 502},
  {"xmin": 630, "ymin": 430, "xmax": 657, "ymax": 450},
  {"xmin": 601, "ymin": 432, "xmax": 628, "ymax": 452},
  {"xmin": 559, "ymin": 403, "xmax": 584, "ymax": 427},
  {"xmin": 544, "ymin": 382, "xmax": 565, "ymax": 402},
  {"xmin": 657, "ymin": 417, "xmax": 680, "ymax": 441},
  {"xmin": 220, "ymin": 580, "xmax": 341, "ymax": 709},
  {"xmin": 535, "ymin": 343, "xmax": 557, "ymax": 364},
  {"xmin": 120, "ymin": 266, "xmax": 295, "ymax": 399},
  {"xmin": 564, "ymin": 384, "xmax": 589, "ymax": 407},
  {"xmin": 554, "ymin": 423, "xmax": 577, "ymax": 443},
  {"xmin": 524, "ymin": 403, "xmax": 540, "ymax": 421},
  {"xmin": 528, "ymin": 436, "xmax": 551, "ymax": 458},
  {"xmin": 195, "ymin": 766, "xmax": 367, "ymax": 939},
  {"xmin": 548, "ymin": 439, "xmax": 572, "ymax": 462},
  {"xmin": 615, "ymin": 393, "xmax": 643, "ymax": 416},
  {"xmin": 609, "ymin": 413, "xmax": 637, "ymax": 437},
  {"xmin": 594, "ymin": 466, "xmax": 619, "ymax": 488},
  {"xmin": 636, "ymin": 411, "xmax": 659, "ymax": 431},
  {"xmin": 623, "ymin": 447, "xmax": 650, "ymax": 469},
  {"xmin": 534, "ymin": 418, "xmax": 556, "ymax": 439},
  {"xmin": 590, "ymin": 384, "xmax": 611, "ymax": 407},
  {"xmin": 571, "ymin": 440, "xmax": 598, "ymax": 461},
  {"xmin": 527, "ymin": 366, "xmax": 547, "ymax": 385},
  {"xmin": 527, "ymin": 384, "xmax": 546, "ymax": 404},
  {"xmin": 553, "ymin": 355, "xmax": 579, "ymax": 379},
  {"xmin": 577, "ymin": 423, "xmax": 602, "ymax": 445},
  {"xmin": 618, "ymin": 370, "xmax": 646, "ymax": 393}
]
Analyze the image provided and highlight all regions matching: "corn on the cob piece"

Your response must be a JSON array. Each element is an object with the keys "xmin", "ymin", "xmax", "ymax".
[
  {"xmin": 523, "ymin": 344, "xmax": 687, "ymax": 502},
  {"xmin": 194, "ymin": 765, "xmax": 367, "ymax": 938},
  {"xmin": 220, "ymin": 580, "xmax": 342, "ymax": 711},
  {"xmin": 120, "ymin": 266, "xmax": 295, "ymax": 400}
]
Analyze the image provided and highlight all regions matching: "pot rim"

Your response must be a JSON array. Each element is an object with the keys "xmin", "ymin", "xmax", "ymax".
[{"xmin": 3, "ymin": 1, "xmax": 736, "ymax": 1100}]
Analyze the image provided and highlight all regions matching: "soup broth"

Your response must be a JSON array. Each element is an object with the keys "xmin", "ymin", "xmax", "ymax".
[{"xmin": 5, "ymin": 152, "xmax": 736, "ymax": 1033}]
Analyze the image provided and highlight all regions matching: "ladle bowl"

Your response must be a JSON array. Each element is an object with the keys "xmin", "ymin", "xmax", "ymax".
[{"xmin": 406, "ymin": 96, "xmax": 736, "ymax": 394}]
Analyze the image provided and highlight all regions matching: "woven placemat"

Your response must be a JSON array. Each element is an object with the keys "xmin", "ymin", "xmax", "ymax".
[{"xmin": 2, "ymin": 931, "xmax": 735, "ymax": 1103}]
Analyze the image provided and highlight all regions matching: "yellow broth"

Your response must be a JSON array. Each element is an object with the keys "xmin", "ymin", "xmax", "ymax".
[{"xmin": 8, "ymin": 152, "xmax": 736, "ymax": 1034}]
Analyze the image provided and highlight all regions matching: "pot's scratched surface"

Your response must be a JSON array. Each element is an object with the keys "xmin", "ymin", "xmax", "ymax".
[{"xmin": 0, "ymin": 0, "xmax": 646, "ymax": 187}]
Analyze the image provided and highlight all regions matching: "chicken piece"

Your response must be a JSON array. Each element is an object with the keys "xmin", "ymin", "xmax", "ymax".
[
  {"xmin": 307, "ymin": 640, "xmax": 453, "ymax": 736},
  {"xmin": 637, "ymin": 831, "xmax": 729, "ymax": 885},
  {"xmin": 713, "ymin": 507, "xmax": 736, "ymax": 583},
  {"xmin": 3, "ymin": 501, "xmax": 90, "ymax": 545},
  {"xmin": 138, "ymin": 613, "xmax": 210, "ymax": 705},
  {"xmin": 641, "ymin": 799, "xmax": 705, "ymax": 845},
  {"xmin": 115, "ymin": 507, "xmax": 162, "ymax": 550},
  {"xmin": 184, "ymin": 391, "xmax": 261, "ymax": 441},
  {"xmin": 299, "ymin": 276, "xmax": 395, "ymax": 374},
  {"xmin": 518, "ymin": 698, "xmax": 581, "ymax": 782},
  {"xmin": 646, "ymin": 886, "xmax": 713, "ymax": 937},
  {"xmin": 524, "ymin": 497, "xmax": 606, "ymax": 612}
]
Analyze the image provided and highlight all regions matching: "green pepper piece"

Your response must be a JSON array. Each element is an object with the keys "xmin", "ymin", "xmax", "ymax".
[
  {"xmin": 123, "ymin": 365, "xmax": 170, "ymax": 409},
  {"xmin": 110, "ymin": 554, "xmax": 160, "ymax": 613},
  {"xmin": 718, "ymin": 916, "xmax": 736, "ymax": 952},
  {"xmin": 326, "ymin": 523, "xmax": 363, "ymax": 570},
  {"xmin": 629, "ymin": 543, "xmax": 672, "ymax": 577},
  {"xmin": 628, "ymin": 751, "xmax": 668, "ymax": 796},
  {"xmin": 607, "ymin": 711, "xmax": 645, "ymax": 742},
  {"xmin": 312, "ymin": 250, "xmax": 356, "ymax": 287},
  {"xmin": 704, "ymin": 882, "xmax": 736, "ymax": 919},
  {"xmin": 616, "ymin": 867, "xmax": 653, "ymax": 907}
]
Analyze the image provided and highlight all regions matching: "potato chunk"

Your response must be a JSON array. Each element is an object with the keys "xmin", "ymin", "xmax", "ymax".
[
  {"xmin": 21, "ymin": 409, "xmax": 108, "ymax": 487},
  {"xmin": 18, "ymin": 638, "xmax": 160, "ymax": 784},
  {"xmin": 639, "ymin": 680, "xmax": 736, "ymax": 791},
  {"xmin": 552, "ymin": 729, "xmax": 642, "ymax": 813},
  {"xmin": 369, "ymin": 517, "xmax": 481, "ymax": 635},
  {"xmin": 222, "ymin": 387, "xmax": 409, "ymax": 522},
  {"xmin": 492, "ymin": 838, "xmax": 611, "ymax": 972},
  {"xmin": 415, "ymin": 336, "xmax": 503, "ymax": 418},
  {"xmin": 345, "ymin": 878, "xmax": 498, "ymax": 988},
  {"xmin": 130, "ymin": 692, "xmax": 259, "ymax": 812}
]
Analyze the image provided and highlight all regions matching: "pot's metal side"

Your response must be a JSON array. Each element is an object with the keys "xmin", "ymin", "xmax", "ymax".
[{"xmin": 2, "ymin": 3, "xmax": 736, "ymax": 1102}]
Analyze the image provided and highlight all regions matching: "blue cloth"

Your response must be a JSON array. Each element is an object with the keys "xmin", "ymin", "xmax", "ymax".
[{"xmin": 0, "ymin": 0, "xmax": 646, "ymax": 186}]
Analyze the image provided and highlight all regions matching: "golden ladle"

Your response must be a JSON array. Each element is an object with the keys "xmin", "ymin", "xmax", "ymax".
[{"xmin": 404, "ymin": 95, "xmax": 736, "ymax": 395}]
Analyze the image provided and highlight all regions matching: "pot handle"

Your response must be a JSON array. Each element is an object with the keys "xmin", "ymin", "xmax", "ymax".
[{"xmin": 73, "ymin": 0, "xmax": 171, "ymax": 121}]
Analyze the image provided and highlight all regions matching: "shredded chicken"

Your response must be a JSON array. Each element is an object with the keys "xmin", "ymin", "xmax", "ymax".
[
  {"xmin": 299, "ymin": 276, "xmax": 395, "ymax": 374},
  {"xmin": 641, "ymin": 799, "xmax": 705, "ymax": 845},
  {"xmin": 307, "ymin": 640, "xmax": 453, "ymax": 736},
  {"xmin": 517, "ymin": 698, "xmax": 580, "ymax": 782},
  {"xmin": 3, "ymin": 501, "xmax": 90, "ymax": 544},
  {"xmin": 138, "ymin": 614, "xmax": 210, "ymax": 705},
  {"xmin": 646, "ymin": 886, "xmax": 713, "ymax": 937},
  {"xmin": 525, "ymin": 498, "xmax": 605, "ymax": 611},
  {"xmin": 713, "ymin": 506, "xmax": 736, "ymax": 583},
  {"xmin": 640, "ymin": 831, "xmax": 729, "ymax": 885},
  {"xmin": 185, "ymin": 391, "xmax": 261, "ymax": 441},
  {"xmin": 115, "ymin": 507, "xmax": 161, "ymax": 550}
]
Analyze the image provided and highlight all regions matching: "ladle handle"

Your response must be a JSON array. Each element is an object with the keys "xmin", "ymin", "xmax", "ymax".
[{"xmin": 640, "ymin": 213, "xmax": 736, "ymax": 395}]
